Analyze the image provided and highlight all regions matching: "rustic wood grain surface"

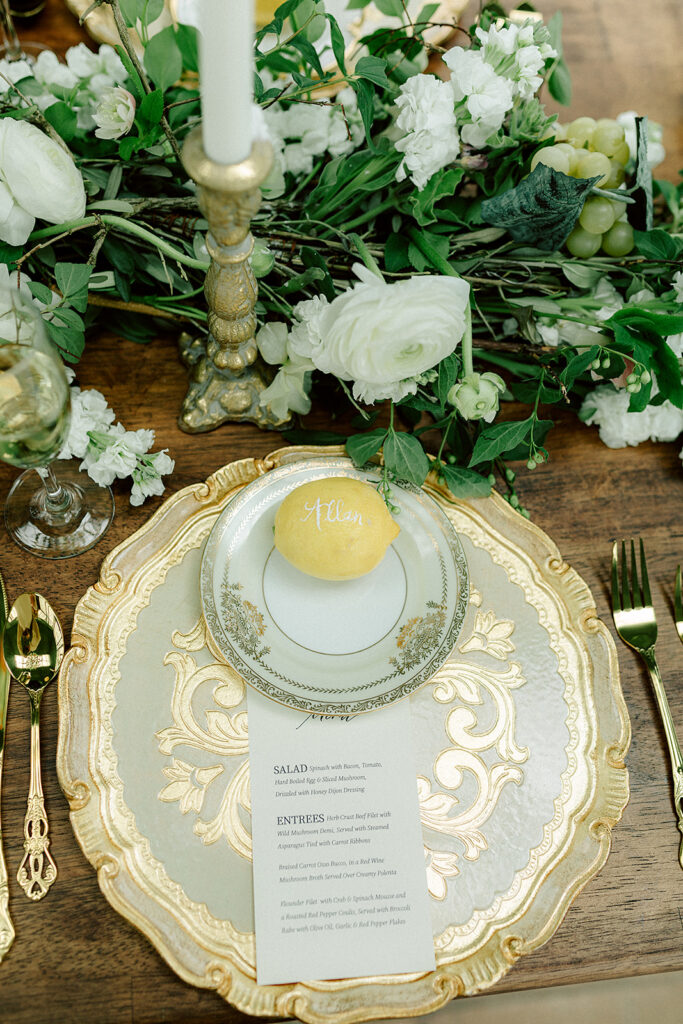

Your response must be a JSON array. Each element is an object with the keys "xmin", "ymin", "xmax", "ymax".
[{"xmin": 0, "ymin": 1, "xmax": 681, "ymax": 1021}]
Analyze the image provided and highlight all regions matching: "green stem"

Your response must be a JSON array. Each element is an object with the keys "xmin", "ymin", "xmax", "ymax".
[
  {"xmin": 349, "ymin": 233, "xmax": 383, "ymax": 278},
  {"xmin": 28, "ymin": 216, "xmax": 209, "ymax": 271},
  {"xmin": 462, "ymin": 304, "xmax": 473, "ymax": 377}
]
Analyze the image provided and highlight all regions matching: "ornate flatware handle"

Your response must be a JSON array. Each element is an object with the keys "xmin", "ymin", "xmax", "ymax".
[
  {"xmin": 17, "ymin": 795, "xmax": 57, "ymax": 901},
  {"xmin": 0, "ymin": 858, "xmax": 15, "ymax": 960},
  {"xmin": 644, "ymin": 653, "xmax": 683, "ymax": 869}
]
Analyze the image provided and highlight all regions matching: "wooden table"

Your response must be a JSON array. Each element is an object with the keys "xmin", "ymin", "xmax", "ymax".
[{"xmin": 1, "ymin": 2, "xmax": 682, "ymax": 1021}]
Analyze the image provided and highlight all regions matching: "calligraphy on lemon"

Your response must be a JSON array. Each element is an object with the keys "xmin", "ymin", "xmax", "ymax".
[{"xmin": 274, "ymin": 477, "xmax": 399, "ymax": 581}]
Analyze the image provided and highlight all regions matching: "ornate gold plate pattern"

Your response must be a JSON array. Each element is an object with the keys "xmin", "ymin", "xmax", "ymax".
[
  {"xmin": 57, "ymin": 446, "xmax": 630, "ymax": 1022},
  {"xmin": 200, "ymin": 458, "xmax": 469, "ymax": 714}
]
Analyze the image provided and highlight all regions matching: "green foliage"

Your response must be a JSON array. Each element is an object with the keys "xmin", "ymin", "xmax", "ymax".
[
  {"xmin": 144, "ymin": 26, "xmax": 183, "ymax": 93},
  {"xmin": 383, "ymin": 429, "xmax": 430, "ymax": 486},
  {"xmin": 481, "ymin": 164, "xmax": 601, "ymax": 250}
]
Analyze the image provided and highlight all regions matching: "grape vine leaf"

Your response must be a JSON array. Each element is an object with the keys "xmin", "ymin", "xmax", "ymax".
[{"xmin": 481, "ymin": 164, "xmax": 600, "ymax": 251}]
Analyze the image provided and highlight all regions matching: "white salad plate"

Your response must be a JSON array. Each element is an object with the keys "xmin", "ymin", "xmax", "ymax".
[{"xmin": 200, "ymin": 457, "xmax": 469, "ymax": 714}]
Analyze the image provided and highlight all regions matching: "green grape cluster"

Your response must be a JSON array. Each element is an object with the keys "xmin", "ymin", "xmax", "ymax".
[{"xmin": 531, "ymin": 117, "xmax": 635, "ymax": 258}]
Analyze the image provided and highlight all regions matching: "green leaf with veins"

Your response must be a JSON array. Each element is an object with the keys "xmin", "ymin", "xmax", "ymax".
[
  {"xmin": 481, "ymin": 164, "xmax": 600, "ymax": 250},
  {"xmin": 383, "ymin": 430, "xmax": 430, "ymax": 486}
]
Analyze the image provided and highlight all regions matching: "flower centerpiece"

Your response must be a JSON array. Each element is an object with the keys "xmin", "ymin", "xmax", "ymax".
[{"xmin": 0, "ymin": 0, "xmax": 681, "ymax": 509}]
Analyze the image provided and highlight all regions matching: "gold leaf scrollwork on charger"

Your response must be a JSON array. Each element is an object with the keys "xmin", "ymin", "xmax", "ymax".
[{"xmin": 156, "ymin": 595, "xmax": 530, "ymax": 904}]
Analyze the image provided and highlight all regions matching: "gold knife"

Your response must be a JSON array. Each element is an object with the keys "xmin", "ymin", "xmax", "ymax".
[{"xmin": 0, "ymin": 570, "xmax": 14, "ymax": 961}]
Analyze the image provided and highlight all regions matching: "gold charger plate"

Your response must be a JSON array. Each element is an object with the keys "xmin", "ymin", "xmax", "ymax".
[{"xmin": 57, "ymin": 446, "xmax": 630, "ymax": 1022}]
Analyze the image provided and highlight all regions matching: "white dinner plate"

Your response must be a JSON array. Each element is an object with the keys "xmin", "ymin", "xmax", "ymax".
[{"xmin": 200, "ymin": 457, "xmax": 469, "ymax": 714}]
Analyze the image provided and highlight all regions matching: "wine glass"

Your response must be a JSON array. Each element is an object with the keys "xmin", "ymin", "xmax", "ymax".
[
  {"xmin": 0, "ymin": 0, "xmax": 46, "ymax": 63},
  {"xmin": 0, "ymin": 287, "xmax": 114, "ymax": 558}
]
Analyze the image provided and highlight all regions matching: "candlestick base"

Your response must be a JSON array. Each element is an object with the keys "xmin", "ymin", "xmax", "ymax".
[
  {"xmin": 178, "ymin": 128, "xmax": 288, "ymax": 433},
  {"xmin": 178, "ymin": 332, "xmax": 287, "ymax": 432}
]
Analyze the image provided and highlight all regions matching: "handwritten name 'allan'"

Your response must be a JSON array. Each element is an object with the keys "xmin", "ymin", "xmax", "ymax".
[{"xmin": 300, "ymin": 498, "xmax": 369, "ymax": 531}]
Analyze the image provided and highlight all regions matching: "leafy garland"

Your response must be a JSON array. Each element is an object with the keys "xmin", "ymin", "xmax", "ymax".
[{"xmin": 2, "ymin": 0, "xmax": 683, "ymax": 511}]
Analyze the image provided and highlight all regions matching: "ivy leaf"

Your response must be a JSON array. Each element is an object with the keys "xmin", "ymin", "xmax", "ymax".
[
  {"xmin": 468, "ymin": 418, "xmax": 533, "ymax": 466},
  {"xmin": 346, "ymin": 429, "xmax": 387, "ymax": 467},
  {"xmin": 144, "ymin": 26, "xmax": 183, "ymax": 93},
  {"xmin": 383, "ymin": 430, "xmax": 430, "ymax": 486},
  {"xmin": 441, "ymin": 464, "xmax": 492, "ymax": 499},
  {"xmin": 354, "ymin": 55, "xmax": 390, "ymax": 89},
  {"xmin": 481, "ymin": 164, "xmax": 600, "ymax": 250}
]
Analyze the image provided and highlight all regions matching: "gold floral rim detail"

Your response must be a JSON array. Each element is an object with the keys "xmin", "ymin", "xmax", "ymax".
[{"xmin": 56, "ymin": 446, "xmax": 630, "ymax": 1022}]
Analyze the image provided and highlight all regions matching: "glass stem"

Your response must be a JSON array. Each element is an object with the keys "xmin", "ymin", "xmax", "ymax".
[
  {"xmin": 0, "ymin": 1, "xmax": 23, "ymax": 61},
  {"xmin": 36, "ymin": 464, "xmax": 72, "ymax": 515}
]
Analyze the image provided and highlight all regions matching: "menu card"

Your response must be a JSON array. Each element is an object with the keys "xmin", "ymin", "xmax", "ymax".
[{"xmin": 247, "ymin": 691, "xmax": 436, "ymax": 985}]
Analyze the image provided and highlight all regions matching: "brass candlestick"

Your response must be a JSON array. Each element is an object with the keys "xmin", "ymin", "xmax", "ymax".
[{"xmin": 178, "ymin": 127, "xmax": 287, "ymax": 433}]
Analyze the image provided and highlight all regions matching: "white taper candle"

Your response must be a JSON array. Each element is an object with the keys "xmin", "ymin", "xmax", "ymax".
[{"xmin": 199, "ymin": 0, "xmax": 253, "ymax": 165}]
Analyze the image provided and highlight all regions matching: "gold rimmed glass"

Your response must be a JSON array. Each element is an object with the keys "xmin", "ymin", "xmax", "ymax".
[{"xmin": 0, "ymin": 286, "xmax": 114, "ymax": 558}]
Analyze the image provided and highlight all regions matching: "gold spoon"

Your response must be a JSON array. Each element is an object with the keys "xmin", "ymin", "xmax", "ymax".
[{"xmin": 2, "ymin": 593, "xmax": 63, "ymax": 900}]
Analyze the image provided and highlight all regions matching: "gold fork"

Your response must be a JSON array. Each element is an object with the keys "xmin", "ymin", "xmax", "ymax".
[
  {"xmin": 675, "ymin": 566, "xmax": 683, "ymax": 646},
  {"xmin": 612, "ymin": 539, "xmax": 683, "ymax": 868}
]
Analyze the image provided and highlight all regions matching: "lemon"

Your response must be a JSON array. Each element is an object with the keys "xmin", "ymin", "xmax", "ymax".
[{"xmin": 274, "ymin": 477, "xmax": 400, "ymax": 581}]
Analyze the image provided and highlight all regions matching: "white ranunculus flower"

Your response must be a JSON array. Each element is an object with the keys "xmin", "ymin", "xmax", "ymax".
[
  {"xmin": 288, "ymin": 264, "xmax": 470, "ymax": 405},
  {"xmin": 581, "ymin": 385, "xmax": 683, "ymax": 449},
  {"xmin": 0, "ymin": 119, "xmax": 86, "ymax": 244},
  {"xmin": 394, "ymin": 74, "xmax": 460, "ymax": 190},
  {"xmin": 94, "ymin": 85, "xmax": 136, "ymax": 139}
]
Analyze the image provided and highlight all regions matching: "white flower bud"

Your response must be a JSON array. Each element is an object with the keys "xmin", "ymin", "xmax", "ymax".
[{"xmin": 94, "ymin": 86, "xmax": 136, "ymax": 140}]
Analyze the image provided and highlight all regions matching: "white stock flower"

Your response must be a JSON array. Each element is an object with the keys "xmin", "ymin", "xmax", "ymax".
[
  {"xmin": 130, "ymin": 450, "xmax": 175, "ymax": 506},
  {"xmin": 59, "ymin": 388, "xmax": 116, "ymax": 460},
  {"xmin": 65, "ymin": 43, "xmax": 125, "ymax": 84},
  {"xmin": 673, "ymin": 271, "xmax": 683, "ymax": 303},
  {"xmin": 94, "ymin": 86, "xmax": 136, "ymax": 139},
  {"xmin": 0, "ymin": 57, "xmax": 33, "ymax": 91},
  {"xmin": 0, "ymin": 119, "xmax": 86, "ymax": 245},
  {"xmin": 264, "ymin": 92, "xmax": 363, "ymax": 178},
  {"xmin": 288, "ymin": 264, "xmax": 470, "ymax": 405},
  {"xmin": 257, "ymin": 321, "xmax": 289, "ymax": 365},
  {"xmin": 33, "ymin": 50, "xmax": 78, "ymax": 92},
  {"xmin": 394, "ymin": 75, "xmax": 460, "ymax": 190},
  {"xmin": 475, "ymin": 20, "xmax": 556, "ymax": 100},
  {"xmin": 445, "ymin": 48, "xmax": 513, "ymax": 148},
  {"xmin": 582, "ymin": 385, "xmax": 683, "ymax": 448},
  {"xmin": 616, "ymin": 111, "xmax": 665, "ymax": 170}
]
